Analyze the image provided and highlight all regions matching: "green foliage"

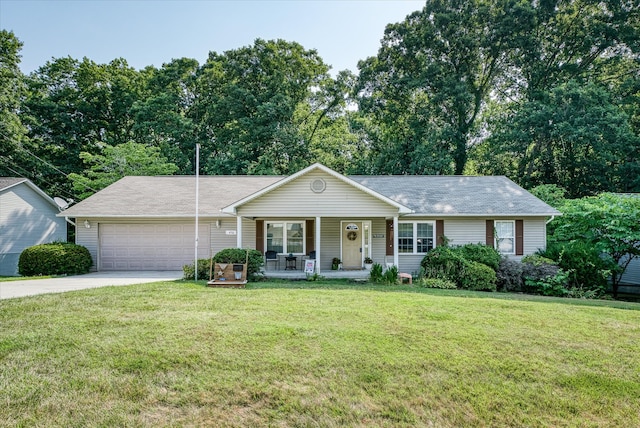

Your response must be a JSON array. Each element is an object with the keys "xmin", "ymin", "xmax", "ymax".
[
  {"xmin": 457, "ymin": 243, "xmax": 501, "ymax": 271},
  {"xmin": 212, "ymin": 248, "xmax": 264, "ymax": 279},
  {"xmin": 18, "ymin": 242, "xmax": 92, "ymax": 276},
  {"xmin": 540, "ymin": 241, "xmax": 609, "ymax": 296},
  {"xmin": 182, "ymin": 258, "xmax": 210, "ymax": 281},
  {"xmin": 369, "ymin": 263, "xmax": 384, "ymax": 283},
  {"xmin": 551, "ymin": 193, "xmax": 640, "ymax": 296},
  {"xmin": 523, "ymin": 270, "xmax": 570, "ymax": 297},
  {"xmin": 69, "ymin": 141, "xmax": 178, "ymax": 198},
  {"xmin": 420, "ymin": 246, "xmax": 465, "ymax": 281},
  {"xmin": 382, "ymin": 265, "xmax": 399, "ymax": 285},
  {"xmin": 183, "ymin": 249, "xmax": 264, "ymax": 282},
  {"xmin": 416, "ymin": 277, "xmax": 457, "ymax": 289},
  {"xmin": 496, "ymin": 258, "xmax": 524, "ymax": 292},
  {"xmin": 529, "ymin": 184, "xmax": 568, "ymax": 208},
  {"xmin": 459, "ymin": 260, "xmax": 497, "ymax": 292}
]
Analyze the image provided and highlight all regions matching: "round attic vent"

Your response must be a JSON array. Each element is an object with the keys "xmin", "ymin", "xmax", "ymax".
[{"xmin": 310, "ymin": 178, "xmax": 326, "ymax": 193}]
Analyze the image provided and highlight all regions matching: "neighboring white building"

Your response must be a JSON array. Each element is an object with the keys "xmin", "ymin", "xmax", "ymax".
[
  {"xmin": 0, "ymin": 178, "xmax": 67, "ymax": 276},
  {"xmin": 60, "ymin": 163, "xmax": 560, "ymax": 274}
]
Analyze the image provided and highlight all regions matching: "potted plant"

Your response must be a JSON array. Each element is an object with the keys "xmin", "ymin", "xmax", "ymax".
[
  {"xmin": 364, "ymin": 257, "xmax": 373, "ymax": 270},
  {"xmin": 331, "ymin": 257, "xmax": 341, "ymax": 270}
]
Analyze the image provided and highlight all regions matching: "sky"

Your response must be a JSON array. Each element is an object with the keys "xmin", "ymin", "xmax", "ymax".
[{"xmin": 0, "ymin": 0, "xmax": 424, "ymax": 75}]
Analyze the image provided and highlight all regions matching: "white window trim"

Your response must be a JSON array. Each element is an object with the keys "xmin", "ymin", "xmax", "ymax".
[
  {"xmin": 265, "ymin": 221, "xmax": 305, "ymax": 255},
  {"xmin": 495, "ymin": 220, "xmax": 515, "ymax": 255},
  {"xmin": 398, "ymin": 221, "xmax": 436, "ymax": 255}
]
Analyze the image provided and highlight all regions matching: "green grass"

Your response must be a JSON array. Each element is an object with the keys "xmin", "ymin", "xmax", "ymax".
[{"xmin": 1, "ymin": 280, "xmax": 639, "ymax": 427}]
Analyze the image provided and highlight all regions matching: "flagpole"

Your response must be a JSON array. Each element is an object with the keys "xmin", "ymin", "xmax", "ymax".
[{"xmin": 195, "ymin": 143, "xmax": 200, "ymax": 281}]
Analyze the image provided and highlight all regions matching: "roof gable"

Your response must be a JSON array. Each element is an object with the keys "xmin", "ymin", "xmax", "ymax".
[
  {"xmin": 221, "ymin": 163, "xmax": 413, "ymax": 215},
  {"xmin": 0, "ymin": 177, "xmax": 59, "ymax": 209}
]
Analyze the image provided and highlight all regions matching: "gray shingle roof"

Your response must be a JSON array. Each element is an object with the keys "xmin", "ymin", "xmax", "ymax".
[
  {"xmin": 349, "ymin": 175, "xmax": 560, "ymax": 216},
  {"xmin": 60, "ymin": 173, "xmax": 560, "ymax": 218},
  {"xmin": 60, "ymin": 176, "xmax": 283, "ymax": 218},
  {"xmin": 0, "ymin": 177, "xmax": 27, "ymax": 191}
]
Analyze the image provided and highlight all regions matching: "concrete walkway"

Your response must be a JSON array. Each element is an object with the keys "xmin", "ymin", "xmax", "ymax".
[{"xmin": 0, "ymin": 271, "xmax": 183, "ymax": 300}]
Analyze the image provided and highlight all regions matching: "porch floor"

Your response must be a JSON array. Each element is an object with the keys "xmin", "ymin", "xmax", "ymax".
[{"xmin": 262, "ymin": 269, "xmax": 371, "ymax": 281}]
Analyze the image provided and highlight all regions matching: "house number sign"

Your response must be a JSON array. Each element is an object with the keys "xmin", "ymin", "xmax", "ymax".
[{"xmin": 372, "ymin": 234, "xmax": 385, "ymax": 238}]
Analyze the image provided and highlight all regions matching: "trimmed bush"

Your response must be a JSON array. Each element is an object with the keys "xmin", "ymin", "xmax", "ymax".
[
  {"xmin": 183, "ymin": 248, "xmax": 264, "ymax": 281},
  {"xmin": 459, "ymin": 260, "xmax": 497, "ymax": 291},
  {"xmin": 182, "ymin": 258, "xmax": 211, "ymax": 280},
  {"xmin": 18, "ymin": 242, "xmax": 92, "ymax": 276},
  {"xmin": 420, "ymin": 246, "xmax": 465, "ymax": 281},
  {"xmin": 458, "ymin": 243, "xmax": 501, "ymax": 271},
  {"xmin": 213, "ymin": 248, "xmax": 263, "ymax": 279},
  {"xmin": 523, "ymin": 270, "xmax": 570, "ymax": 297}
]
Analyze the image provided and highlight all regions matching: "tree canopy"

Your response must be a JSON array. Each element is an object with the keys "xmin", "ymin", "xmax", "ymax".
[{"xmin": 0, "ymin": 1, "xmax": 638, "ymax": 204}]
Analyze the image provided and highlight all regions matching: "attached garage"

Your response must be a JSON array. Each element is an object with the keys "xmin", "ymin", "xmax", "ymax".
[{"xmin": 99, "ymin": 223, "xmax": 210, "ymax": 271}]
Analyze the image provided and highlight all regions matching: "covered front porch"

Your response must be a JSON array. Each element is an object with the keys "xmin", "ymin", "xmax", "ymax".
[{"xmin": 261, "ymin": 268, "xmax": 372, "ymax": 281}]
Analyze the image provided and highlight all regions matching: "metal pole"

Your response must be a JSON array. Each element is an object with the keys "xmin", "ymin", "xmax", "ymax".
[{"xmin": 195, "ymin": 143, "xmax": 200, "ymax": 281}]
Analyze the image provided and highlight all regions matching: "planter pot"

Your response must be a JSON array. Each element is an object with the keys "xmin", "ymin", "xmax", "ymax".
[{"xmin": 364, "ymin": 263, "xmax": 373, "ymax": 270}]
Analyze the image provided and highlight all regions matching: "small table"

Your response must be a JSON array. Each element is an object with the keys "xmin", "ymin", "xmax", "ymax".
[{"xmin": 285, "ymin": 256, "xmax": 297, "ymax": 270}]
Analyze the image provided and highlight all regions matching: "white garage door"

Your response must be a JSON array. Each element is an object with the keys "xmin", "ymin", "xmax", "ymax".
[{"xmin": 99, "ymin": 223, "xmax": 210, "ymax": 270}]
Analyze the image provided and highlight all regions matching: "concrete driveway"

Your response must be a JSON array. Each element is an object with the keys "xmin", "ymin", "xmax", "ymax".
[{"xmin": 0, "ymin": 271, "xmax": 183, "ymax": 300}]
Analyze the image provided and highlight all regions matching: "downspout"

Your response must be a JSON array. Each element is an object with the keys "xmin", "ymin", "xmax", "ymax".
[
  {"xmin": 64, "ymin": 217, "xmax": 76, "ymax": 227},
  {"xmin": 545, "ymin": 215, "xmax": 555, "ymax": 225}
]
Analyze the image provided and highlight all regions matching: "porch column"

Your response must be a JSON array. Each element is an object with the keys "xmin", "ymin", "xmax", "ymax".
[
  {"xmin": 393, "ymin": 216, "xmax": 399, "ymax": 267},
  {"xmin": 315, "ymin": 216, "xmax": 321, "ymax": 274},
  {"xmin": 236, "ymin": 216, "xmax": 243, "ymax": 248}
]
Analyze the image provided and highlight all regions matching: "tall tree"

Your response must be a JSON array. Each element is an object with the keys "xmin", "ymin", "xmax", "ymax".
[
  {"xmin": 193, "ymin": 39, "xmax": 330, "ymax": 175},
  {"xmin": 22, "ymin": 57, "xmax": 149, "ymax": 197},
  {"xmin": 476, "ymin": 81, "xmax": 639, "ymax": 197},
  {"xmin": 0, "ymin": 31, "xmax": 30, "ymax": 179},
  {"xmin": 68, "ymin": 141, "xmax": 178, "ymax": 199},
  {"xmin": 357, "ymin": 0, "xmax": 535, "ymax": 174},
  {"xmin": 131, "ymin": 58, "xmax": 199, "ymax": 174}
]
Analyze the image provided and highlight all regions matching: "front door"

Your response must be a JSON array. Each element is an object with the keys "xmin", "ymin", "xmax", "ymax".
[{"xmin": 342, "ymin": 222, "xmax": 362, "ymax": 269}]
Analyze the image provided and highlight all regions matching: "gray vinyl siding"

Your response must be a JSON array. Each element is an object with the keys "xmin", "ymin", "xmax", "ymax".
[
  {"xmin": 370, "ymin": 218, "xmax": 387, "ymax": 266},
  {"xmin": 443, "ymin": 219, "xmax": 486, "ymax": 247},
  {"xmin": 620, "ymin": 257, "xmax": 640, "ymax": 286},
  {"xmin": 242, "ymin": 218, "xmax": 256, "ymax": 249},
  {"xmin": 210, "ymin": 218, "xmax": 240, "ymax": 254},
  {"xmin": 320, "ymin": 218, "xmax": 341, "ymax": 271},
  {"xmin": 523, "ymin": 218, "xmax": 547, "ymax": 257},
  {"xmin": 0, "ymin": 183, "xmax": 66, "ymax": 276},
  {"xmin": 238, "ymin": 170, "xmax": 400, "ymax": 218},
  {"xmin": 76, "ymin": 220, "xmax": 99, "ymax": 272}
]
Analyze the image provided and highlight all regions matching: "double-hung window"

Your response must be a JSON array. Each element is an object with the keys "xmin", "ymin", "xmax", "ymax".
[
  {"xmin": 398, "ymin": 221, "xmax": 435, "ymax": 254},
  {"xmin": 266, "ymin": 222, "xmax": 304, "ymax": 254},
  {"xmin": 495, "ymin": 220, "xmax": 515, "ymax": 254}
]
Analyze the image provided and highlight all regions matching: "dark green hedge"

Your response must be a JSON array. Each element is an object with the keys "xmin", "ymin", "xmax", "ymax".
[{"xmin": 18, "ymin": 242, "xmax": 93, "ymax": 276}]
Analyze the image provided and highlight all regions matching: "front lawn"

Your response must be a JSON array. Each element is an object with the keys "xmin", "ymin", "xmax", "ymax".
[{"xmin": 1, "ymin": 280, "xmax": 638, "ymax": 427}]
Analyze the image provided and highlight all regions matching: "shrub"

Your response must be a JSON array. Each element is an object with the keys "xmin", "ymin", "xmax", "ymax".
[
  {"xmin": 369, "ymin": 263, "xmax": 384, "ymax": 283},
  {"xmin": 421, "ymin": 246, "xmax": 465, "ymax": 281},
  {"xmin": 18, "ymin": 242, "xmax": 92, "ymax": 276},
  {"xmin": 457, "ymin": 243, "xmax": 501, "ymax": 271},
  {"xmin": 182, "ymin": 258, "xmax": 211, "ymax": 280},
  {"xmin": 496, "ymin": 257, "xmax": 523, "ymax": 292},
  {"xmin": 382, "ymin": 265, "xmax": 399, "ymax": 285},
  {"xmin": 540, "ymin": 241, "xmax": 609, "ymax": 296},
  {"xmin": 416, "ymin": 277, "xmax": 457, "ymax": 289},
  {"xmin": 523, "ymin": 270, "xmax": 570, "ymax": 297},
  {"xmin": 183, "ymin": 248, "xmax": 264, "ymax": 281},
  {"xmin": 459, "ymin": 260, "xmax": 497, "ymax": 291}
]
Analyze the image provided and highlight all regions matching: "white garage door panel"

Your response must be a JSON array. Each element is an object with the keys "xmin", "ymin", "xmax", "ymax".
[{"xmin": 100, "ymin": 223, "xmax": 210, "ymax": 271}]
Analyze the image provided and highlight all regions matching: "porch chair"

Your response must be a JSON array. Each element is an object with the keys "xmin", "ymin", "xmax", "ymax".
[{"xmin": 265, "ymin": 250, "xmax": 279, "ymax": 271}]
